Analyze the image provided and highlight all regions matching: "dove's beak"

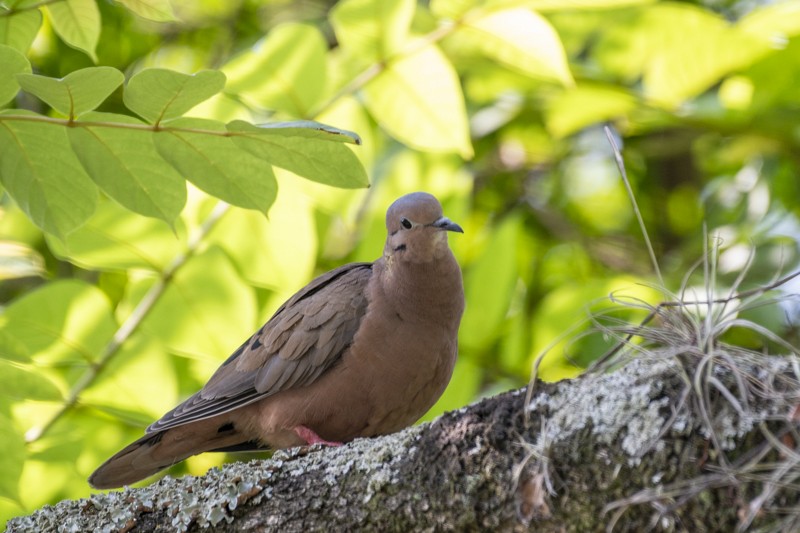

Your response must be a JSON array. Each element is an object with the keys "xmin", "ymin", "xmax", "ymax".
[{"xmin": 431, "ymin": 216, "xmax": 464, "ymax": 234}]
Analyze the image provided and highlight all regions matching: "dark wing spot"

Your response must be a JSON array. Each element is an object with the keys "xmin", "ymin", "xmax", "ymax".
[
  {"xmin": 251, "ymin": 338, "xmax": 263, "ymax": 350},
  {"xmin": 217, "ymin": 422, "xmax": 235, "ymax": 433},
  {"xmin": 212, "ymin": 440, "xmax": 268, "ymax": 453}
]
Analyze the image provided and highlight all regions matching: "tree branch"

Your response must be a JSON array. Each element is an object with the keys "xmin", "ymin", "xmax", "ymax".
[{"xmin": 11, "ymin": 354, "xmax": 799, "ymax": 531}]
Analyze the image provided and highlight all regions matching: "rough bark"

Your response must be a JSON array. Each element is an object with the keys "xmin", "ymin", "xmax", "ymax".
[{"xmin": 8, "ymin": 356, "xmax": 799, "ymax": 532}]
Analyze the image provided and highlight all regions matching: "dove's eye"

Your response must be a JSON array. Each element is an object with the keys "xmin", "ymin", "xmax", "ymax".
[{"xmin": 400, "ymin": 217, "xmax": 412, "ymax": 229}]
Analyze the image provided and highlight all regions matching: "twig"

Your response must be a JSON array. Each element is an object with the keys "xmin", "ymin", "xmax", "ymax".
[
  {"xmin": 25, "ymin": 202, "xmax": 231, "ymax": 443},
  {"xmin": 603, "ymin": 125, "xmax": 663, "ymax": 286}
]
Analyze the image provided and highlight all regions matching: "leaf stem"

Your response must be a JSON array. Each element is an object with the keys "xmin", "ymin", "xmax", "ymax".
[{"xmin": 604, "ymin": 125, "xmax": 664, "ymax": 286}]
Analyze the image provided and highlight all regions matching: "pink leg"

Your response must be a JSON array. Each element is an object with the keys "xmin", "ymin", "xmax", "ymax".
[{"xmin": 294, "ymin": 425, "xmax": 343, "ymax": 447}]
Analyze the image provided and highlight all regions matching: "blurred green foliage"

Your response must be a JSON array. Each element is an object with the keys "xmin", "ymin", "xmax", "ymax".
[{"xmin": 1, "ymin": 0, "xmax": 800, "ymax": 525}]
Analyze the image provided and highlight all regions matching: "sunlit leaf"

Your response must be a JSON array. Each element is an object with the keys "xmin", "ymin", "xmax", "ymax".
[
  {"xmin": 223, "ymin": 23, "xmax": 327, "ymax": 116},
  {"xmin": 124, "ymin": 68, "xmax": 226, "ymax": 124},
  {"xmin": 546, "ymin": 83, "xmax": 637, "ymax": 137},
  {"xmin": 227, "ymin": 120, "xmax": 368, "ymax": 188},
  {"xmin": 594, "ymin": 3, "xmax": 774, "ymax": 107},
  {"xmin": 430, "ymin": 0, "xmax": 478, "ymax": 19},
  {"xmin": 496, "ymin": 0, "xmax": 656, "ymax": 9},
  {"xmin": 739, "ymin": 0, "xmax": 800, "ymax": 40},
  {"xmin": 0, "ymin": 110, "xmax": 97, "ymax": 237},
  {"xmin": 0, "ymin": 240, "xmax": 45, "ymax": 280},
  {"xmin": 46, "ymin": 198, "xmax": 186, "ymax": 272},
  {"xmin": 0, "ymin": 279, "xmax": 117, "ymax": 366},
  {"xmin": 0, "ymin": 412, "xmax": 25, "ymax": 500},
  {"xmin": 0, "ymin": 329, "xmax": 29, "ymax": 362},
  {"xmin": 459, "ymin": 216, "xmax": 520, "ymax": 351},
  {"xmin": 0, "ymin": 360, "xmax": 62, "ymax": 401},
  {"xmin": 156, "ymin": 117, "xmax": 277, "ymax": 212},
  {"xmin": 644, "ymin": 8, "xmax": 769, "ymax": 107},
  {"xmin": 0, "ymin": 44, "xmax": 31, "ymax": 106},
  {"xmin": 46, "ymin": 0, "xmax": 100, "ymax": 62},
  {"xmin": 115, "ymin": 0, "xmax": 177, "ymax": 22},
  {"xmin": 459, "ymin": 8, "xmax": 574, "ymax": 86},
  {"xmin": 364, "ymin": 43, "xmax": 473, "ymax": 158},
  {"xmin": 83, "ymin": 334, "xmax": 178, "ymax": 419},
  {"xmin": 124, "ymin": 247, "xmax": 257, "ymax": 359},
  {"xmin": 432, "ymin": 0, "xmax": 656, "ymax": 19},
  {"xmin": 316, "ymin": 94, "xmax": 377, "ymax": 170},
  {"xmin": 0, "ymin": 1, "xmax": 42, "ymax": 53},
  {"xmin": 532, "ymin": 277, "xmax": 660, "ymax": 380},
  {"xmin": 208, "ymin": 184, "xmax": 317, "ymax": 290},
  {"xmin": 330, "ymin": 0, "xmax": 415, "ymax": 61},
  {"xmin": 68, "ymin": 112, "xmax": 186, "ymax": 224},
  {"xmin": 16, "ymin": 67, "xmax": 124, "ymax": 118}
]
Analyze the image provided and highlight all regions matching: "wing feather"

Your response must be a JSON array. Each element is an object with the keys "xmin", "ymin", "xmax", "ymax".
[{"xmin": 147, "ymin": 262, "xmax": 372, "ymax": 433}]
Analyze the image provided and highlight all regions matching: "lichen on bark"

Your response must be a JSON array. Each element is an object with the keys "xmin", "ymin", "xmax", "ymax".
[{"xmin": 8, "ymin": 355, "xmax": 799, "ymax": 532}]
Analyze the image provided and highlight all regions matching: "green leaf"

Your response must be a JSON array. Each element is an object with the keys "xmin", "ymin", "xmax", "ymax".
[
  {"xmin": 459, "ymin": 8, "xmax": 574, "ymax": 86},
  {"xmin": 739, "ymin": 1, "xmax": 800, "ymax": 40},
  {"xmin": 432, "ymin": 0, "xmax": 655, "ymax": 17},
  {"xmin": 16, "ymin": 67, "xmax": 124, "ymax": 118},
  {"xmin": 82, "ymin": 334, "xmax": 179, "ymax": 419},
  {"xmin": 115, "ymin": 0, "xmax": 177, "ymax": 22},
  {"xmin": 208, "ymin": 183, "xmax": 317, "ymax": 289},
  {"xmin": 546, "ymin": 83, "xmax": 637, "ymax": 138},
  {"xmin": 491, "ymin": 0, "xmax": 656, "ymax": 10},
  {"xmin": 0, "ymin": 412, "xmax": 25, "ymax": 501},
  {"xmin": 0, "ymin": 111, "xmax": 97, "ymax": 237},
  {"xmin": 124, "ymin": 247, "xmax": 257, "ymax": 359},
  {"xmin": 364, "ymin": 44, "xmax": 473, "ymax": 158},
  {"xmin": 594, "ymin": 3, "xmax": 773, "ymax": 107},
  {"xmin": 223, "ymin": 23, "xmax": 327, "ymax": 116},
  {"xmin": 0, "ymin": 279, "xmax": 117, "ymax": 366},
  {"xmin": 0, "ymin": 360, "xmax": 63, "ymax": 401},
  {"xmin": 68, "ymin": 112, "xmax": 186, "ymax": 224},
  {"xmin": 46, "ymin": 198, "xmax": 186, "ymax": 272},
  {"xmin": 46, "ymin": 0, "xmax": 100, "ymax": 62},
  {"xmin": 330, "ymin": 0, "xmax": 415, "ymax": 61},
  {"xmin": 245, "ymin": 120, "xmax": 362, "ymax": 145},
  {"xmin": 124, "ymin": 68, "xmax": 226, "ymax": 124},
  {"xmin": 227, "ymin": 120, "xmax": 369, "ymax": 188},
  {"xmin": 156, "ymin": 117, "xmax": 277, "ymax": 213},
  {"xmin": 531, "ymin": 277, "xmax": 659, "ymax": 381},
  {"xmin": 459, "ymin": 216, "xmax": 520, "ymax": 351},
  {"xmin": 430, "ymin": 0, "xmax": 478, "ymax": 19},
  {"xmin": 0, "ymin": 1, "xmax": 43, "ymax": 53},
  {"xmin": 644, "ymin": 6, "xmax": 770, "ymax": 107},
  {"xmin": 0, "ymin": 328, "xmax": 29, "ymax": 362},
  {"xmin": 0, "ymin": 44, "xmax": 31, "ymax": 106}
]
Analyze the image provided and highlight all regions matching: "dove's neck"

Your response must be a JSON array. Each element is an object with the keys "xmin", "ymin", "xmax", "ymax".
[{"xmin": 374, "ymin": 252, "xmax": 464, "ymax": 325}]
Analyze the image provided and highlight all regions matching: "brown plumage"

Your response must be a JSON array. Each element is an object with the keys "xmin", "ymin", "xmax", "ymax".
[{"xmin": 89, "ymin": 192, "xmax": 465, "ymax": 489}]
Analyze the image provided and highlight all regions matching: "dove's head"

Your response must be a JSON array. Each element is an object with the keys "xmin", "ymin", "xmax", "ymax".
[{"xmin": 384, "ymin": 192, "xmax": 463, "ymax": 263}]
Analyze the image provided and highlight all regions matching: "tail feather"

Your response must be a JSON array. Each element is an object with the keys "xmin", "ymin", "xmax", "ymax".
[{"xmin": 89, "ymin": 420, "xmax": 246, "ymax": 489}]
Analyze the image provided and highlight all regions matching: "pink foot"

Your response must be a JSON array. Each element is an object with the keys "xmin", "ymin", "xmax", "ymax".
[{"xmin": 294, "ymin": 425, "xmax": 343, "ymax": 447}]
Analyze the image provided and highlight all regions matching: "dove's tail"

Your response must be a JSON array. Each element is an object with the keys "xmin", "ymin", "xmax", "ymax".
[{"xmin": 88, "ymin": 418, "xmax": 249, "ymax": 489}]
